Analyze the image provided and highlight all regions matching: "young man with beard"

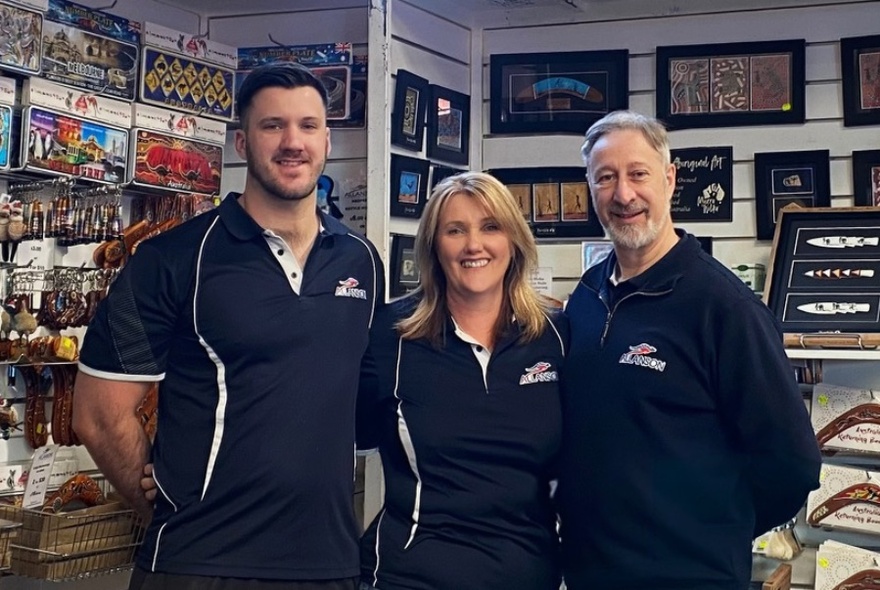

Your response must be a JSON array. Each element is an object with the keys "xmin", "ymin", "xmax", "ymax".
[
  {"xmin": 558, "ymin": 110, "xmax": 821, "ymax": 590},
  {"xmin": 73, "ymin": 62, "xmax": 383, "ymax": 590}
]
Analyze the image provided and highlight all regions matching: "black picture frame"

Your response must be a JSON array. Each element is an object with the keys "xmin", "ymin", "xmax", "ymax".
[
  {"xmin": 841, "ymin": 34, "xmax": 880, "ymax": 127},
  {"xmin": 391, "ymin": 70, "xmax": 429, "ymax": 151},
  {"xmin": 430, "ymin": 164, "xmax": 465, "ymax": 190},
  {"xmin": 669, "ymin": 146, "xmax": 734, "ymax": 222},
  {"xmin": 656, "ymin": 39, "xmax": 806, "ymax": 130},
  {"xmin": 426, "ymin": 84, "xmax": 470, "ymax": 165},
  {"xmin": 753, "ymin": 150, "xmax": 831, "ymax": 241},
  {"xmin": 853, "ymin": 150, "xmax": 880, "ymax": 207},
  {"xmin": 764, "ymin": 206, "xmax": 880, "ymax": 335},
  {"xmin": 390, "ymin": 154, "xmax": 431, "ymax": 219},
  {"xmin": 390, "ymin": 234, "xmax": 420, "ymax": 297},
  {"xmin": 487, "ymin": 167, "xmax": 605, "ymax": 240},
  {"xmin": 489, "ymin": 49, "xmax": 629, "ymax": 135}
]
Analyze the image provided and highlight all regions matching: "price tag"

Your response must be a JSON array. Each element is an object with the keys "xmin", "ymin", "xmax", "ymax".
[{"xmin": 23, "ymin": 445, "xmax": 59, "ymax": 509}]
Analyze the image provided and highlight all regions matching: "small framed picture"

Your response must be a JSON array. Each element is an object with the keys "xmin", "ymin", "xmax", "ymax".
[
  {"xmin": 391, "ymin": 70, "xmax": 429, "ymax": 151},
  {"xmin": 426, "ymin": 85, "xmax": 470, "ymax": 166},
  {"xmin": 561, "ymin": 182, "xmax": 590, "ymax": 221},
  {"xmin": 841, "ymin": 34, "xmax": 880, "ymax": 127},
  {"xmin": 489, "ymin": 49, "xmax": 629, "ymax": 135},
  {"xmin": 853, "ymin": 150, "xmax": 880, "ymax": 207},
  {"xmin": 507, "ymin": 183, "xmax": 532, "ymax": 221},
  {"xmin": 656, "ymin": 39, "xmax": 806, "ymax": 130},
  {"xmin": 390, "ymin": 234, "xmax": 420, "ymax": 297},
  {"xmin": 753, "ymin": 150, "xmax": 830, "ymax": 241},
  {"xmin": 429, "ymin": 164, "xmax": 464, "ymax": 191},
  {"xmin": 581, "ymin": 240, "xmax": 614, "ymax": 274},
  {"xmin": 533, "ymin": 183, "xmax": 560, "ymax": 223},
  {"xmin": 390, "ymin": 154, "xmax": 430, "ymax": 219}
]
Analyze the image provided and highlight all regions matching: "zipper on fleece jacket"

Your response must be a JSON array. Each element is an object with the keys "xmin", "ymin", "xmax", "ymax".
[{"xmin": 585, "ymin": 282, "xmax": 673, "ymax": 348}]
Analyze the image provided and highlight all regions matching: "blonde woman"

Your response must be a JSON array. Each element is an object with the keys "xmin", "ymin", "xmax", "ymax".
[{"xmin": 358, "ymin": 172, "xmax": 567, "ymax": 590}]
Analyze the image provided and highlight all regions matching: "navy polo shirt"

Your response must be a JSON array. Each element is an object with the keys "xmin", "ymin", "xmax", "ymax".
[
  {"xmin": 358, "ymin": 297, "xmax": 568, "ymax": 590},
  {"xmin": 79, "ymin": 193, "xmax": 383, "ymax": 580}
]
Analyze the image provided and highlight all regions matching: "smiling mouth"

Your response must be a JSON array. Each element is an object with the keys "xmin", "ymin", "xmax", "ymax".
[{"xmin": 461, "ymin": 260, "xmax": 488, "ymax": 268}]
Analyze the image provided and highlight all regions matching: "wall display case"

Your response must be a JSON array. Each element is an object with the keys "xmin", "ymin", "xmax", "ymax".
[{"xmin": 754, "ymin": 150, "xmax": 831, "ymax": 241}]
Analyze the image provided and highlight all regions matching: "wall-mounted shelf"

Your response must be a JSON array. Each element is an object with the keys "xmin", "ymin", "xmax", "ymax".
[{"xmin": 785, "ymin": 349, "xmax": 880, "ymax": 361}]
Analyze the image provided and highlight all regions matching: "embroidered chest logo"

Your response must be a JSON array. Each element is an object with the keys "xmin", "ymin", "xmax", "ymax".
[
  {"xmin": 619, "ymin": 343, "xmax": 667, "ymax": 373},
  {"xmin": 519, "ymin": 361, "xmax": 558, "ymax": 385},
  {"xmin": 335, "ymin": 277, "xmax": 367, "ymax": 300}
]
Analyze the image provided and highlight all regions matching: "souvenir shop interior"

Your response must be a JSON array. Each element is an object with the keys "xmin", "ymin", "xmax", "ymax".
[{"xmin": 0, "ymin": 0, "xmax": 874, "ymax": 587}]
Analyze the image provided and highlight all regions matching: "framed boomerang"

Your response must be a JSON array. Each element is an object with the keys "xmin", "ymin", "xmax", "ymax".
[{"xmin": 489, "ymin": 49, "xmax": 629, "ymax": 135}]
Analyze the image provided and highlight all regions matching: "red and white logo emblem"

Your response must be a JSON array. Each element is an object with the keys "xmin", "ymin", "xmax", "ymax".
[
  {"xmin": 619, "ymin": 343, "xmax": 666, "ymax": 372},
  {"xmin": 519, "ymin": 361, "xmax": 558, "ymax": 385},
  {"xmin": 335, "ymin": 277, "xmax": 367, "ymax": 300}
]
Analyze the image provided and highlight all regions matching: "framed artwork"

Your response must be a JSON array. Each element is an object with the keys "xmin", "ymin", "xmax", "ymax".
[
  {"xmin": 753, "ymin": 150, "xmax": 830, "ymax": 241},
  {"xmin": 853, "ymin": 150, "xmax": 880, "ymax": 207},
  {"xmin": 841, "ymin": 34, "xmax": 880, "ymax": 127},
  {"xmin": 764, "ymin": 207, "xmax": 880, "ymax": 335},
  {"xmin": 656, "ymin": 39, "xmax": 806, "ymax": 130},
  {"xmin": 581, "ymin": 240, "xmax": 614, "ymax": 273},
  {"xmin": 487, "ymin": 167, "xmax": 605, "ymax": 240},
  {"xmin": 489, "ymin": 49, "xmax": 629, "ymax": 135},
  {"xmin": 670, "ymin": 147, "xmax": 734, "ymax": 222},
  {"xmin": 426, "ymin": 84, "xmax": 470, "ymax": 165},
  {"xmin": 390, "ymin": 234, "xmax": 420, "ymax": 297},
  {"xmin": 391, "ymin": 70, "xmax": 429, "ymax": 151},
  {"xmin": 430, "ymin": 165, "xmax": 464, "ymax": 190},
  {"xmin": 390, "ymin": 154, "xmax": 430, "ymax": 219}
]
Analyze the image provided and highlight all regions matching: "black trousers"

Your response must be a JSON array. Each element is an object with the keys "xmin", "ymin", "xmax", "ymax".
[{"xmin": 129, "ymin": 568, "xmax": 359, "ymax": 590}]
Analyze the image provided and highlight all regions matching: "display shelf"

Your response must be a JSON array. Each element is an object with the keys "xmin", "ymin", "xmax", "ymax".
[{"xmin": 785, "ymin": 348, "xmax": 880, "ymax": 361}]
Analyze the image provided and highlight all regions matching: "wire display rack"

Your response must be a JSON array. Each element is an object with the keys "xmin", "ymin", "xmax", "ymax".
[{"xmin": 6, "ymin": 499, "xmax": 144, "ymax": 581}]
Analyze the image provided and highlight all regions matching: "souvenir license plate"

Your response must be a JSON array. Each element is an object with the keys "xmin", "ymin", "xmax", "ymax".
[
  {"xmin": 0, "ymin": 1, "xmax": 43, "ymax": 75},
  {"xmin": 141, "ymin": 47, "xmax": 234, "ymax": 121},
  {"xmin": 22, "ymin": 105, "xmax": 129, "ymax": 183},
  {"xmin": 131, "ymin": 128, "xmax": 222, "ymax": 195}
]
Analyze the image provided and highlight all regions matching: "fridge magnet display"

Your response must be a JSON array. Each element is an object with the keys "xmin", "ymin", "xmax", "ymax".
[
  {"xmin": 0, "ymin": 2, "xmax": 42, "ymax": 75},
  {"xmin": 21, "ymin": 105, "xmax": 128, "ymax": 183},
  {"xmin": 426, "ymin": 84, "xmax": 469, "ymax": 166},
  {"xmin": 391, "ymin": 69, "xmax": 428, "ymax": 152},
  {"xmin": 656, "ymin": 39, "xmax": 806, "ymax": 130},
  {"xmin": 489, "ymin": 49, "xmax": 629, "ymax": 135},
  {"xmin": 487, "ymin": 167, "xmax": 605, "ymax": 240},
  {"xmin": 41, "ymin": 20, "xmax": 138, "ymax": 101},
  {"xmin": 852, "ymin": 150, "xmax": 880, "ymax": 207},
  {"xmin": 390, "ymin": 234, "xmax": 419, "ymax": 297},
  {"xmin": 764, "ymin": 206, "xmax": 880, "ymax": 337},
  {"xmin": 390, "ymin": 154, "xmax": 430, "ymax": 219},
  {"xmin": 754, "ymin": 149, "xmax": 830, "ymax": 241},
  {"xmin": 669, "ymin": 146, "xmax": 733, "ymax": 222},
  {"xmin": 841, "ymin": 34, "xmax": 880, "ymax": 127},
  {"xmin": 141, "ymin": 47, "xmax": 235, "ymax": 121},
  {"xmin": 131, "ymin": 129, "xmax": 222, "ymax": 195}
]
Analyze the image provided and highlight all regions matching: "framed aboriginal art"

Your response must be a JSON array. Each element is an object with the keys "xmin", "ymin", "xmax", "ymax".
[
  {"xmin": 391, "ymin": 70, "xmax": 429, "ymax": 152},
  {"xmin": 764, "ymin": 206, "xmax": 880, "ymax": 337},
  {"xmin": 489, "ymin": 50, "xmax": 629, "ymax": 135},
  {"xmin": 390, "ymin": 154, "xmax": 430, "ymax": 219},
  {"xmin": 753, "ymin": 150, "xmax": 830, "ymax": 241},
  {"xmin": 853, "ymin": 150, "xmax": 880, "ymax": 207},
  {"xmin": 841, "ymin": 34, "xmax": 880, "ymax": 127},
  {"xmin": 656, "ymin": 39, "xmax": 806, "ymax": 130},
  {"xmin": 669, "ymin": 146, "xmax": 733, "ymax": 222},
  {"xmin": 426, "ymin": 84, "xmax": 470, "ymax": 166},
  {"xmin": 390, "ymin": 234, "xmax": 420, "ymax": 297},
  {"xmin": 487, "ymin": 167, "xmax": 605, "ymax": 240}
]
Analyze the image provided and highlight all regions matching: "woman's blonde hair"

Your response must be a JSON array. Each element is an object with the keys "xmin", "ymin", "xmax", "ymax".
[{"xmin": 396, "ymin": 171, "xmax": 548, "ymax": 346}]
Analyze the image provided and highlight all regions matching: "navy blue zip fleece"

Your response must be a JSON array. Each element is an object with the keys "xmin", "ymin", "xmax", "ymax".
[{"xmin": 558, "ymin": 231, "xmax": 820, "ymax": 590}]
